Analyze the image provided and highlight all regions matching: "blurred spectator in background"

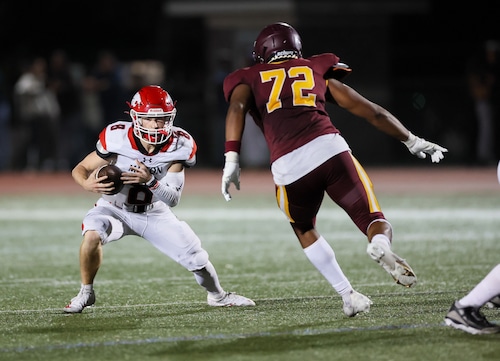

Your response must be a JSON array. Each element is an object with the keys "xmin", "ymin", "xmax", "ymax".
[
  {"xmin": 84, "ymin": 50, "xmax": 127, "ymax": 123},
  {"xmin": 0, "ymin": 70, "xmax": 11, "ymax": 171},
  {"xmin": 80, "ymin": 50, "xmax": 127, "ymax": 154},
  {"xmin": 466, "ymin": 40, "xmax": 500, "ymax": 165},
  {"xmin": 11, "ymin": 56, "xmax": 60, "ymax": 171},
  {"xmin": 47, "ymin": 49, "xmax": 83, "ymax": 169}
]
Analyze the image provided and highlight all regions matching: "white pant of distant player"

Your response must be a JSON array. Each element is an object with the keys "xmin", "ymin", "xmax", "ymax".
[{"xmin": 82, "ymin": 198, "xmax": 209, "ymax": 271}]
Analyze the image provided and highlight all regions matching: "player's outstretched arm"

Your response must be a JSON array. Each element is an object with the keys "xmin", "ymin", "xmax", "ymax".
[{"xmin": 327, "ymin": 78, "xmax": 447, "ymax": 163}]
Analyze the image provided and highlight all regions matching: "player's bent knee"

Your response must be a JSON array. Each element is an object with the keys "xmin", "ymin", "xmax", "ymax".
[
  {"xmin": 291, "ymin": 222, "xmax": 315, "ymax": 235},
  {"xmin": 83, "ymin": 230, "xmax": 101, "ymax": 244},
  {"xmin": 178, "ymin": 247, "xmax": 209, "ymax": 271}
]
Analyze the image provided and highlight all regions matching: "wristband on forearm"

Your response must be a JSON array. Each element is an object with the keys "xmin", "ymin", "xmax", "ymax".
[
  {"xmin": 145, "ymin": 175, "xmax": 158, "ymax": 189},
  {"xmin": 225, "ymin": 140, "xmax": 241, "ymax": 153}
]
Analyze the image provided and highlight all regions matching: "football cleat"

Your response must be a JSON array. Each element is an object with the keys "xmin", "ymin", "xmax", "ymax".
[
  {"xmin": 64, "ymin": 289, "xmax": 96, "ymax": 313},
  {"xmin": 207, "ymin": 292, "xmax": 255, "ymax": 307},
  {"xmin": 486, "ymin": 295, "xmax": 500, "ymax": 309},
  {"xmin": 444, "ymin": 301, "xmax": 500, "ymax": 335},
  {"xmin": 367, "ymin": 242, "xmax": 417, "ymax": 287},
  {"xmin": 343, "ymin": 290, "xmax": 373, "ymax": 317}
]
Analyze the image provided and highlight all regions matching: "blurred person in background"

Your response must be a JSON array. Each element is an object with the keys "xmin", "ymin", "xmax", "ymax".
[
  {"xmin": 0, "ymin": 70, "xmax": 11, "ymax": 171},
  {"xmin": 85, "ymin": 50, "xmax": 127, "ymax": 123},
  {"xmin": 12, "ymin": 56, "xmax": 60, "ymax": 171},
  {"xmin": 80, "ymin": 50, "xmax": 128, "ymax": 154},
  {"xmin": 221, "ymin": 22, "xmax": 447, "ymax": 317},
  {"xmin": 466, "ymin": 40, "xmax": 500, "ymax": 165},
  {"xmin": 47, "ymin": 49, "xmax": 83, "ymax": 169}
]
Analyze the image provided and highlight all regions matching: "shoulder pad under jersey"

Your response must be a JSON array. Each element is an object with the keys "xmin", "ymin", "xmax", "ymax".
[
  {"xmin": 96, "ymin": 121, "xmax": 132, "ymax": 155},
  {"xmin": 170, "ymin": 127, "xmax": 197, "ymax": 167},
  {"xmin": 324, "ymin": 62, "xmax": 352, "ymax": 81}
]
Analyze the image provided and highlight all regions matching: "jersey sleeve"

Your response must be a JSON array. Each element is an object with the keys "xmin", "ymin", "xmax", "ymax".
[
  {"xmin": 324, "ymin": 62, "xmax": 352, "ymax": 80},
  {"xmin": 95, "ymin": 121, "xmax": 131, "ymax": 158},
  {"xmin": 96, "ymin": 126, "xmax": 113, "ymax": 158},
  {"xmin": 307, "ymin": 53, "xmax": 352, "ymax": 104},
  {"xmin": 223, "ymin": 67, "xmax": 249, "ymax": 102},
  {"xmin": 170, "ymin": 127, "xmax": 197, "ymax": 168},
  {"xmin": 314, "ymin": 53, "xmax": 352, "ymax": 81}
]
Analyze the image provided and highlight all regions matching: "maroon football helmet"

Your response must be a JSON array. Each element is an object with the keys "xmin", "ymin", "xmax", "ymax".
[{"xmin": 252, "ymin": 22, "xmax": 303, "ymax": 64}]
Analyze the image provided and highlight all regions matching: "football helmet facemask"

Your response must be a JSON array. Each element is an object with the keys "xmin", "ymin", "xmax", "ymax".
[
  {"xmin": 128, "ymin": 85, "xmax": 177, "ymax": 145},
  {"xmin": 253, "ymin": 22, "xmax": 303, "ymax": 64}
]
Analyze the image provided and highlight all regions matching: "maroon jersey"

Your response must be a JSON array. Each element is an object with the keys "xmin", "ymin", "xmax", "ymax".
[{"xmin": 223, "ymin": 53, "xmax": 345, "ymax": 163}]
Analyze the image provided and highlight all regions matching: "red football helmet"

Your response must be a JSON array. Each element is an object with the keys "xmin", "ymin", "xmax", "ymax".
[
  {"xmin": 128, "ymin": 85, "xmax": 177, "ymax": 145},
  {"xmin": 252, "ymin": 22, "xmax": 303, "ymax": 64}
]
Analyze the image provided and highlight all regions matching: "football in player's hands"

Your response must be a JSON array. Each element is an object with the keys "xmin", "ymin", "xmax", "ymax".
[{"xmin": 96, "ymin": 164, "xmax": 124, "ymax": 194}]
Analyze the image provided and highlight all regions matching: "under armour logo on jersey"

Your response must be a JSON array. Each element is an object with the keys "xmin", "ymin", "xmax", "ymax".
[{"xmin": 142, "ymin": 157, "xmax": 153, "ymax": 163}]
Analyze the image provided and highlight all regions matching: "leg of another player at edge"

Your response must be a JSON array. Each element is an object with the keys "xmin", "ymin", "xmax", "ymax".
[
  {"xmin": 294, "ymin": 226, "xmax": 355, "ymax": 304},
  {"xmin": 457, "ymin": 264, "xmax": 500, "ymax": 308}
]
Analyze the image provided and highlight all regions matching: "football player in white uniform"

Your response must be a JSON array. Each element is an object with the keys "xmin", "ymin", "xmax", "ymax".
[
  {"xmin": 445, "ymin": 264, "xmax": 500, "ymax": 334},
  {"xmin": 444, "ymin": 162, "xmax": 500, "ymax": 334},
  {"xmin": 64, "ymin": 85, "xmax": 255, "ymax": 313}
]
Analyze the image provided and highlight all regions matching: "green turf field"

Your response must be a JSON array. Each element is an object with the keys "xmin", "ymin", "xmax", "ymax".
[{"xmin": 1, "ymin": 190, "xmax": 499, "ymax": 361}]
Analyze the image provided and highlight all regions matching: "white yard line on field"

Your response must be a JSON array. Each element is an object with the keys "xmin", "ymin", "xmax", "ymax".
[{"xmin": 0, "ymin": 208, "xmax": 499, "ymax": 221}]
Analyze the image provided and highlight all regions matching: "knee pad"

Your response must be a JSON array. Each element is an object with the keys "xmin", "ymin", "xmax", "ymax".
[
  {"xmin": 82, "ymin": 215, "xmax": 124, "ymax": 244},
  {"xmin": 178, "ymin": 246, "xmax": 209, "ymax": 271}
]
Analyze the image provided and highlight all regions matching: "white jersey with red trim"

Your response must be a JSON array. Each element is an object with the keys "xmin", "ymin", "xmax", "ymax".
[{"xmin": 95, "ymin": 120, "xmax": 197, "ymax": 206}]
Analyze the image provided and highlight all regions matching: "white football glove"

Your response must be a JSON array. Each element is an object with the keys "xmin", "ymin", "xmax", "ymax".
[
  {"xmin": 402, "ymin": 132, "xmax": 448, "ymax": 163},
  {"xmin": 221, "ymin": 151, "xmax": 240, "ymax": 201},
  {"xmin": 497, "ymin": 160, "xmax": 500, "ymax": 184}
]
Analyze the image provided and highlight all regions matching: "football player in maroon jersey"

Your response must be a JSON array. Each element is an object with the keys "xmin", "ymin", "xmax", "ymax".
[{"xmin": 221, "ymin": 22, "xmax": 447, "ymax": 317}]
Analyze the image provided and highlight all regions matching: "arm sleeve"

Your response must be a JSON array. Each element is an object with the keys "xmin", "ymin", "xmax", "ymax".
[{"xmin": 148, "ymin": 171, "xmax": 185, "ymax": 207}]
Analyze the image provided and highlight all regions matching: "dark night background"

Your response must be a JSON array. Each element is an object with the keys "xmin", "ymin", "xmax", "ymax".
[{"xmin": 1, "ymin": 0, "xmax": 499, "ymax": 168}]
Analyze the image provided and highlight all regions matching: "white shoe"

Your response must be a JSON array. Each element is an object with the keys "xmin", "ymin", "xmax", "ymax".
[
  {"xmin": 64, "ymin": 289, "xmax": 95, "ymax": 313},
  {"xmin": 207, "ymin": 292, "xmax": 256, "ymax": 307},
  {"xmin": 367, "ymin": 242, "xmax": 417, "ymax": 287},
  {"xmin": 343, "ymin": 290, "xmax": 373, "ymax": 317}
]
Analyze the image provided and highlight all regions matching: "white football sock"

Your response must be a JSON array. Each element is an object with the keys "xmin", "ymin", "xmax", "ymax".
[
  {"xmin": 81, "ymin": 284, "xmax": 93, "ymax": 293},
  {"xmin": 458, "ymin": 264, "xmax": 500, "ymax": 308},
  {"xmin": 303, "ymin": 236, "xmax": 352, "ymax": 299},
  {"xmin": 370, "ymin": 234, "xmax": 391, "ymax": 248},
  {"xmin": 192, "ymin": 261, "xmax": 225, "ymax": 298}
]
